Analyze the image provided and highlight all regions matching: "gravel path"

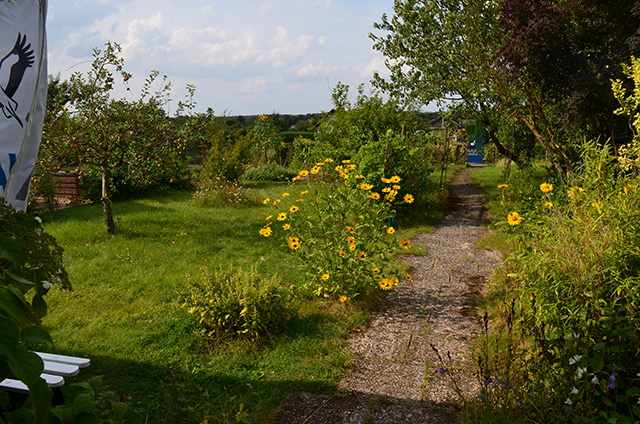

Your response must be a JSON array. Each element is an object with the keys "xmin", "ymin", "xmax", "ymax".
[{"xmin": 272, "ymin": 168, "xmax": 502, "ymax": 424}]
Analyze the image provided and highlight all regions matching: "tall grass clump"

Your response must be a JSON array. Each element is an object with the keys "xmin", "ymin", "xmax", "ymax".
[{"xmin": 468, "ymin": 142, "xmax": 640, "ymax": 423}]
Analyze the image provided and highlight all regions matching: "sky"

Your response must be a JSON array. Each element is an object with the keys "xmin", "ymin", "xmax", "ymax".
[{"xmin": 46, "ymin": 0, "xmax": 398, "ymax": 116}]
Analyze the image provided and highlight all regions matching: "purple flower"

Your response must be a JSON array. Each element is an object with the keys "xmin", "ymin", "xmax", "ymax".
[
  {"xmin": 439, "ymin": 367, "xmax": 447, "ymax": 375},
  {"xmin": 483, "ymin": 377, "xmax": 493, "ymax": 387},
  {"xmin": 515, "ymin": 401, "xmax": 521, "ymax": 406},
  {"xmin": 607, "ymin": 373, "xmax": 616, "ymax": 390}
]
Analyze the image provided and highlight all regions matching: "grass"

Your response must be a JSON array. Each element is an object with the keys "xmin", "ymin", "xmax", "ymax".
[{"xmin": 37, "ymin": 170, "xmax": 456, "ymax": 423}]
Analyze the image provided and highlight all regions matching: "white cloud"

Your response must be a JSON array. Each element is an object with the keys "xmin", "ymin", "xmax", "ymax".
[
  {"xmin": 46, "ymin": 0, "xmax": 396, "ymax": 114},
  {"xmin": 297, "ymin": 61, "xmax": 338, "ymax": 76},
  {"xmin": 358, "ymin": 55, "xmax": 390, "ymax": 79}
]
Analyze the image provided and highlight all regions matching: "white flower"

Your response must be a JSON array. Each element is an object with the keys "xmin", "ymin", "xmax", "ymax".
[
  {"xmin": 35, "ymin": 216, "xmax": 42, "ymax": 223},
  {"xmin": 576, "ymin": 367, "xmax": 586, "ymax": 380},
  {"xmin": 565, "ymin": 398, "xmax": 572, "ymax": 405},
  {"xmin": 41, "ymin": 281, "xmax": 52, "ymax": 290},
  {"xmin": 571, "ymin": 387, "xmax": 579, "ymax": 395},
  {"xmin": 569, "ymin": 355, "xmax": 582, "ymax": 365},
  {"xmin": 592, "ymin": 375, "xmax": 599, "ymax": 385}
]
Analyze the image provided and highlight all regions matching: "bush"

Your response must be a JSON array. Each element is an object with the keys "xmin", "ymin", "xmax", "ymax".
[
  {"xmin": 241, "ymin": 163, "xmax": 297, "ymax": 182},
  {"xmin": 182, "ymin": 266, "xmax": 295, "ymax": 341},
  {"xmin": 473, "ymin": 142, "xmax": 640, "ymax": 422},
  {"xmin": 258, "ymin": 159, "xmax": 413, "ymax": 300}
]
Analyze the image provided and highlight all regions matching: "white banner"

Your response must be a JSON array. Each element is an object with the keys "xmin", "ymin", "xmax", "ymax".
[{"xmin": 0, "ymin": 0, "xmax": 47, "ymax": 211}]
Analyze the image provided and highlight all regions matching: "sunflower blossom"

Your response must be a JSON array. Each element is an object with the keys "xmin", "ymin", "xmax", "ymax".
[{"xmin": 507, "ymin": 211, "xmax": 522, "ymax": 226}]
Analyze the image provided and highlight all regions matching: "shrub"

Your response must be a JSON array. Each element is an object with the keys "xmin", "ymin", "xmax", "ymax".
[
  {"xmin": 241, "ymin": 163, "xmax": 297, "ymax": 182},
  {"xmin": 474, "ymin": 142, "xmax": 640, "ymax": 422},
  {"xmin": 182, "ymin": 266, "xmax": 294, "ymax": 341},
  {"xmin": 257, "ymin": 159, "xmax": 413, "ymax": 300},
  {"xmin": 0, "ymin": 198, "xmax": 71, "ymax": 422}
]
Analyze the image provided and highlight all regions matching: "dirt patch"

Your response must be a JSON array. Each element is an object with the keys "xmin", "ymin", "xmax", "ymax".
[{"xmin": 272, "ymin": 168, "xmax": 501, "ymax": 423}]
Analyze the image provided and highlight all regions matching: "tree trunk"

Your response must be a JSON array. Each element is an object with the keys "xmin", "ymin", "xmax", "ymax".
[{"xmin": 101, "ymin": 164, "xmax": 116, "ymax": 234}]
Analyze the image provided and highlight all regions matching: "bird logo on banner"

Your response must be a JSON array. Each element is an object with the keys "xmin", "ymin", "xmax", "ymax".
[{"xmin": 0, "ymin": 33, "xmax": 34, "ymax": 128}]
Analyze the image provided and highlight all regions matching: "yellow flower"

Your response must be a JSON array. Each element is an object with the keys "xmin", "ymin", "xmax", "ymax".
[
  {"xmin": 381, "ymin": 177, "xmax": 391, "ymax": 184},
  {"xmin": 400, "ymin": 238, "xmax": 411, "ymax": 249},
  {"xmin": 339, "ymin": 250, "xmax": 346, "ymax": 257},
  {"xmin": 290, "ymin": 205, "xmax": 299, "ymax": 213},
  {"xmin": 282, "ymin": 192, "xmax": 290, "ymax": 197},
  {"xmin": 288, "ymin": 236, "xmax": 301, "ymax": 251},
  {"xmin": 406, "ymin": 273, "xmax": 412, "ymax": 281},
  {"xmin": 544, "ymin": 202, "xmax": 553, "ymax": 209},
  {"xmin": 382, "ymin": 187, "xmax": 391, "ymax": 193},
  {"xmin": 507, "ymin": 211, "xmax": 522, "ymax": 226},
  {"xmin": 315, "ymin": 162, "xmax": 325, "ymax": 166},
  {"xmin": 321, "ymin": 273, "xmax": 330, "ymax": 281},
  {"xmin": 349, "ymin": 243, "xmax": 356, "ymax": 251},
  {"xmin": 391, "ymin": 277, "xmax": 399, "ymax": 286},
  {"xmin": 386, "ymin": 195, "xmax": 396, "ymax": 203},
  {"xmin": 379, "ymin": 278, "xmax": 393, "ymax": 291},
  {"xmin": 355, "ymin": 175, "xmax": 365, "ymax": 179},
  {"xmin": 498, "ymin": 184, "xmax": 509, "ymax": 189},
  {"xmin": 568, "ymin": 187, "xmax": 585, "ymax": 200},
  {"xmin": 296, "ymin": 198, "xmax": 304, "ymax": 202},
  {"xmin": 369, "ymin": 193, "xmax": 380, "ymax": 200},
  {"xmin": 283, "ymin": 223, "xmax": 291, "ymax": 230},
  {"xmin": 334, "ymin": 165, "xmax": 344, "ymax": 172},
  {"xmin": 273, "ymin": 199, "xmax": 281, "ymax": 205},
  {"xmin": 360, "ymin": 183, "xmax": 373, "ymax": 190},
  {"xmin": 310, "ymin": 166, "xmax": 320, "ymax": 174},
  {"xmin": 392, "ymin": 184, "xmax": 401, "ymax": 190},
  {"xmin": 390, "ymin": 175, "xmax": 401, "ymax": 183},
  {"xmin": 347, "ymin": 226, "xmax": 356, "ymax": 234},
  {"xmin": 540, "ymin": 182, "xmax": 553, "ymax": 193},
  {"xmin": 259, "ymin": 227, "xmax": 272, "ymax": 237},
  {"xmin": 277, "ymin": 212, "xmax": 287, "ymax": 221},
  {"xmin": 347, "ymin": 164, "xmax": 356, "ymax": 171},
  {"xmin": 263, "ymin": 198, "xmax": 270, "ymax": 204},
  {"xmin": 342, "ymin": 159, "xmax": 351, "ymax": 164},
  {"xmin": 301, "ymin": 190, "xmax": 309, "ymax": 195},
  {"xmin": 387, "ymin": 227, "xmax": 395, "ymax": 234},
  {"xmin": 266, "ymin": 215, "xmax": 272, "ymax": 221},
  {"xmin": 358, "ymin": 251, "xmax": 366, "ymax": 260},
  {"xmin": 347, "ymin": 236, "xmax": 355, "ymax": 244},
  {"xmin": 324, "ymin": 158, "xmax": 334, "ymax": 163},
  {"xmin": 372, "ymin": 267, "xmax": 381, "ymax": 274},
  {"xmin": 298, "ymin": 170, "xmax": 309, "ymax": 177},
  {"xmin": 404, "ymin": 194, "xmax": 414, "ymax": 204},
  {"xmin": 292, "ymin": 176, "xmax": 300, "ymax": 182},
  {"xmin": 339, "ymin": 295, "xmax": 347, "ymax": 303}
]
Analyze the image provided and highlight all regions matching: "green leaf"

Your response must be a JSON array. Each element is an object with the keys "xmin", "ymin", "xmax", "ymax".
[
  {"xmin": 0, "ymin": 316, "xmax": 20, "ymax": 356},
  {"xmin": 5, "ymin": 270, "xmax": 35, "ymax": 288},
  {"xmin": 0, "ymin": 286, "xmax": 29, "ymax": 324},
  {"xmin": 9, "ymin": 348, "xmax": 44, "ymax": 386},
  {"xmin": 74, "ymin": 412, "xmax": 100, "ymax": 424},
  {"xmin": 112, "ymin": 401, "xmax": 128, "ymax": 420},
  {"xmin": 0, "ymin": 236, "xmax": 27, "ymax": 265},
  {"xmin": 31, "ymin": 295, "xmax": 48, "ymax": 320},
  {"xmin": 21, "ymin": 326, "xmax": 53, "ymax": 345},
  {"xmin": 73, "ymin": 393, "xmax": 98, "ymax": 415},
  {"xmin": 27, "ymin": 377, "xmax": 53, "ymax": 424}
]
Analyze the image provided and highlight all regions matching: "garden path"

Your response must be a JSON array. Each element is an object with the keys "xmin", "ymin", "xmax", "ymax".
[{"xmin": 272, "ymin": 168, "xmax": 502, "ymax": 423}]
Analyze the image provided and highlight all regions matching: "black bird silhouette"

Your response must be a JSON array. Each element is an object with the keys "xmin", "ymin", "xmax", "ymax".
[{"xmin": 0, "ymin": 33, "xmax": 35, "ymax": 128}]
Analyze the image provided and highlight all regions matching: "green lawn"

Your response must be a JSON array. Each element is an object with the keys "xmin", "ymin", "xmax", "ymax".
[{"xmin": 38, "ymin": 174, "xmax": 453, "ymax": 422}]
